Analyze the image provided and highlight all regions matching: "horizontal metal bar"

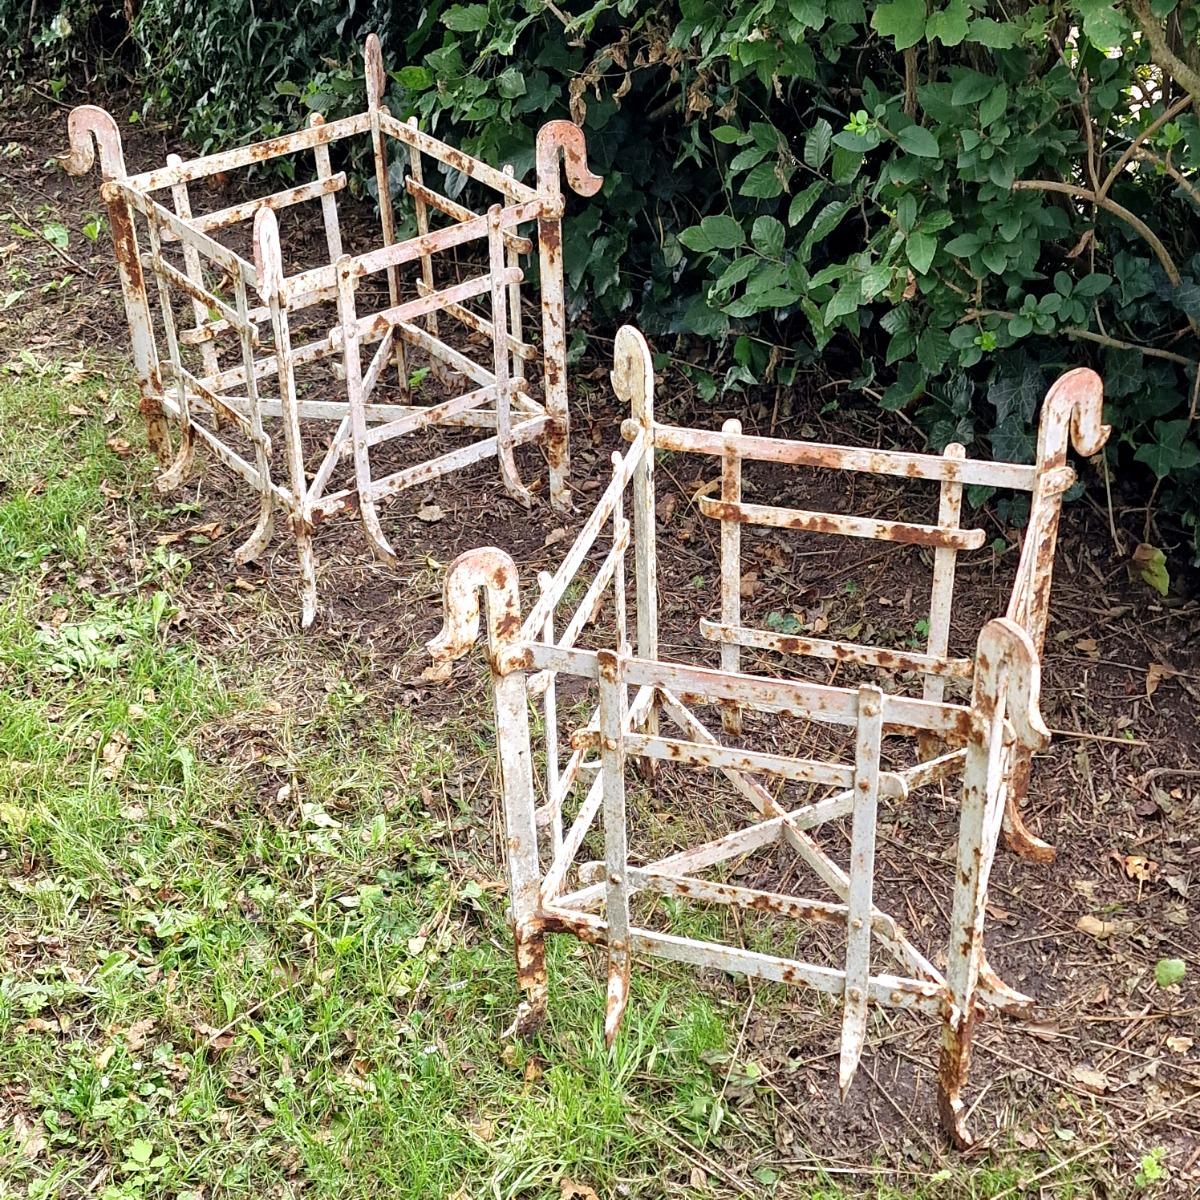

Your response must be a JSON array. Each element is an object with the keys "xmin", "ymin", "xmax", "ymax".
[
  {"xmin": 378, "ymin": 110, "xmax": 541, "ymax": 204},
  {"xmin": 284, "ymin": 198, "xmax": 542, "ymax": 301},
  {"xmin": 699, "ymin": 619, "xmax": 973, "ymax": 679},
  {"xmin": 600, "ymin": 732, "xmax": 906, "ymax": 795},
  {"xmin": 698, "ymin": 495, "xmax": 986, "ymax": 550},
  {"xmin": 631, "ymin": 419, "xmax": 1041, "ymax": 492},
  {"xmin": 520, "ymin": 646, "xmax": 971, "ymax": 738},
  {"xmin": 336, "ymin": 269, "xmax": 521, "ymax": 345},
  {"xmin": 392, "ymin": 318, "xmax": 494, "ymax": 389},
  {"xmin": 364, "ymin": 382, "xmax": 505, "ymax": 447},
  {"xmin": 540, "ymin": 906, "xmax": 946, "ymax": 1013},
  {"xmin": 163, "ymin": 174, "xmax": 347, "ymax": 239},
  {"xmin": 415, "ymin": 279, "xmax": 537, "ymax": 361},
  {"xmin": 122, "ymin": 111, "xmax": 373, "ymax": 192},
  {"xmin": 405, "ymin": 178, "xmax": 533, "ymax": 254},
  {"xmin": 179, "ymin": 283, "xmax": 338, "ymax": 345},
  {"xmin": 310, "ymin": 415, "xmax": 550, "ymax": 517}
]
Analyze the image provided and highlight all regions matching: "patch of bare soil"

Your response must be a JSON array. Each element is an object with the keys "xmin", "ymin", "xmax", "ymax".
[{"xmin": 4, "ymin": 98, "xmax": 1199, "ymax": 1192}]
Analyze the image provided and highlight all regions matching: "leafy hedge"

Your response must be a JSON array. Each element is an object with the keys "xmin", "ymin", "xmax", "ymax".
[{"xmin": 7, "ymin": 1, "xmax": 1200, "ymax": 559}]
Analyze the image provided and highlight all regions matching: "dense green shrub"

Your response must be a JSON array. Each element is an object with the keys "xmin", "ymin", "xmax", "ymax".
[{"xmin": 6, "ymin": 1, "xmax": 1200, "ymax": 559}]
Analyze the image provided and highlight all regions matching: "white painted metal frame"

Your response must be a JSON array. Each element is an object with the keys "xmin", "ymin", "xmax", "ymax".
[
  {"xmin": 65, "ymin": 34, "xmax": 601, "ymax": 625},
  {"xmin": 428, "ymin": 326, "xmax": 1110, "ymax": 1146}
]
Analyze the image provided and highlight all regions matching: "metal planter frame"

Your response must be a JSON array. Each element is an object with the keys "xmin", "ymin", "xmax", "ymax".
[
  {"xmin": 428, "ymin": 325, "xmax": 1110, "ymax": 1146},
  {"xmin": 65, "ymin": 35, "xmax": 600, "ymax": 625}
]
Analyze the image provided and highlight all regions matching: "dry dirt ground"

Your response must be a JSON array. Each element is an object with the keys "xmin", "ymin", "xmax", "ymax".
[{"xmin": 2, "ymin": 96, "xmax": 1199, "ymax": 1197}]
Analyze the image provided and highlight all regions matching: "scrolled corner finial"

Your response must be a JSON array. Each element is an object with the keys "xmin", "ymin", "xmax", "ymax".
[
  {"xmin": 1037, "ymin": 366, "xmax": 1110, "ymax": 466},
  {"xmin": 252, "ymin": 207, "xmax": 285, "ymax": 304},
  {"xmin": 975, "ymin": 617, "xmax": 1051, "ymax": 751},
  {"xmin": 536, "ymin": 120, "xmax": 603, "ymax": 199},
  {"xmin": 426, "ymin": 547, "xmax": 524, "ymax": 666},
  {"xmin": 364, "ymin": 33, "xmax": 386, "ymax": 109},
  {"xmin": 610, "ymin": 324, "xmax": 654, "ymax": 417},
  {"xmin": 64, "ymin": 105, "xmax": 126, "ymax": 181}
]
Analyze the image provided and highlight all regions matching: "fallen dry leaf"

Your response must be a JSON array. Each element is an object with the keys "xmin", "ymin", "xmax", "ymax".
[
  {"xmin": 1070, "ymin": 1064, "xmax": 1109, "ymax": 1093},
  {"xmin": 1118, "ymin": 853, "xmax": 1158, "ymax": 883},
  {"xmin": 543, "ymin": 526, "xmax": 568, "ymax": 549},
  {"xmin": 416, "ymin": 503, "xmax": 445, "ymax": 523},
  {"xmin": 187, "ymin": 521, "xmax": 224, "ymax": 540},
  {"xmin": 466, "ymin": 1116, "xmax": 494, "ymax": 1142},
  {"xmin": 1145, "ymin": 662, "xmax": 1177, "ymax": 698},
  {"xmin": 560, "ymin": 1179, "xmax": 599, "ymax": 1200},
  {"xmin": 420, "ymin": 660, "xmax": 453, "ymax": 683},
  {"xmin": 1076, "ymin": 914, "xmax": 1116, "ymax": 939},
  {"xmin": 106, "ymin": 435, "xmax": 133, "ymax": 458},
  {"xmin": 1166, "ymin": 1035, "xmax": 1193, "ymax": 1055},
  {"xmin": 739, "ymin": 571, "xmax": 760, "ymax": 598},
  {"xmin": 123, "ymin": 1016, "xmax": 156, "ymax": 1052}
]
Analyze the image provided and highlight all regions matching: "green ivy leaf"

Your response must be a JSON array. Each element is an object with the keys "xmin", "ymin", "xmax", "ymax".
[
  {"xmin": 395, "ymin": 66, "xmax": 433, "ymax": 90},
  {"xmin": 1077, "ymin": 0, "xmax": 1130, "ymax": 50},
  {"xmin": 926, "ymin": 0, "xmax": 971, "ymax": 46},
  {"xmin": 968, "ymin": 17, "xmax": 1021, "ymax": 48},
  {"xmin": 951, "ymin": 72, "xmax": 995, "ymax": 105},
  {"xmin": 495, "ymin": 67, "xmax": 526, "ymax": 98},
  {"xmin": 441, "ymin": 4, "xmax": 490, "ymax": 32},
  {"xmin": 870, "ymin": 0, "xmax": 926, "ymax": 50},
  {"xmin": 896, "ymin": 125, "xmax": 940, "ymax": 158}
]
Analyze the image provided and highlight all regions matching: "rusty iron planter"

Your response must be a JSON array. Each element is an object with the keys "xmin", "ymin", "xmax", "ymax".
[
  {"xmin": 428, "ymin": 325, "xmax": 1109, "ymax": 1147},
  {"xmin": 66, "ymin": 34, "xmax": 600, "ymax": 625}
]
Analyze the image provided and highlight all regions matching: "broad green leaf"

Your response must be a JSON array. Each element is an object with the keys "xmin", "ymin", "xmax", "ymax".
[
  {"xmin": 714, "ymin": 256, "xmax": 759, "ymax": 290},
  {"xmin": 807, "ymin": 200, "xmax": 851, "ymax": 242},
  {"xmin": 968, "ymin": 17, "xmax": 1021, "ymax": 48},
  {"xmin": 871, "ymin": 0, "xmax": 926, "ymax": 50},
  {"xmin": 700, "ymin": 214, "xmax": 747, "ymax": 250},
  {"xmin": 906, "ymin": 231, "xmax": 936, "ymax": 274},
  {"xmin": 1134, "ymin": 544, "xmax": 1170, "ymax": 596},
  {"xmin": 979, "ymin": 83, "xmax": 1008, "ymax": 128},
  {"xmin": 678, "ymin": 226, "xmax": 712, "ymax": 252},
  {"xmin": 951, "ymin": 71, "xmax": 994, "ymax": 105},
  {"xmin": 925, "ymin": 0, "xmax": 970, "ymax": 46},
  {"xmin": 804, "ymin": 119, "xmax": 833, "ymax": 169},
  {"xmin": 711, "ymin": 125, "xmax": 744, "ymax": 144},
  {"xmin": 896, "ymin": 125, "xmax": 940, "ymax": 158},
  {"xmin": 729, "ymin": 145, "xmax": 769, "ymax": 172},
  {"xmin": 751, "ymin": 216, "xmax": 787, "ymax": 258},
  {"xmin": 1077, "ymin": 0, "xmax": 1129, "ymax": 49},
  {"xmin": 740, "ymin": 161, "xmax": 785, "ymax": 198},
  {"xmin": 495, "ymin": 67, "xmax": 526, "ymax": 98},
  {"xmin": 442, "ymin": 4, "xmax": 490, "ymax": 32},
  {"xmin": 788, "ymin": 181, "xmax": 825, "ymax": 226},
  {"xmin": 1074, "ymin": 273, "xmax": 1112, "ymax": 298}
]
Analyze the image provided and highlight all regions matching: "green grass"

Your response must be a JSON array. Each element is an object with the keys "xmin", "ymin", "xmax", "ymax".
[{"xmin": 0, "ymin": 364, "xmax": 1124, "ymax": 1198}]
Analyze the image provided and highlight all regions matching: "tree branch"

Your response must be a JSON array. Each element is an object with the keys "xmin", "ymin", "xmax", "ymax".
[{"xmin": 1128, "ymin": 0, "xmax": 1200, "ymax": 105}]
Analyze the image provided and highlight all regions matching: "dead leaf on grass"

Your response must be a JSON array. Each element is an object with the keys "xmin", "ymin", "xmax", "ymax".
[
  {"xmin": 421, "ymin": 660, "xmax": 453, "ymax": 683},
  {"xmin": 123, "ymin": 1016, "xmax": 156, "ymax": 1051},
  {"xmin": 12, "ymin": 1113, "xmax": 47, "ymax": 1160},
  {"xmin": 466, "ymin": 1116, "xmax": 494, "ymax": 1142},
  {"xmin": 560, "ymin": 1179, "xmax": 600, "ymax": 1200},
  {"xmin": 106, "ymin": 435, "xmax": 133, "ymax": 458}
]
